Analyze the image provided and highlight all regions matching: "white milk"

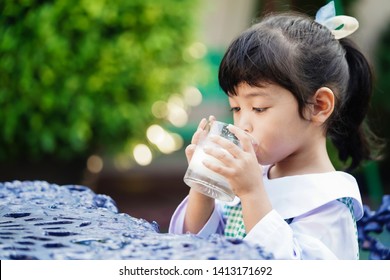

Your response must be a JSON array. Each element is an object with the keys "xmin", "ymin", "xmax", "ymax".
[{"xmin": 188, "ymin": 144, "xmax": 227, "ymax": 184}]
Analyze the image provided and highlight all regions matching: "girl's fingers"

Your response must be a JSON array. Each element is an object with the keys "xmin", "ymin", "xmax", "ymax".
[
  {"xmin": 191, "ymin": 115, "xmax": 217, "ymax": 145},
  {"xmin": 208, "ymin": 115, "xmax": 216, "ymax": 122},
  {"xmin": 191, "ymin": 117, "xmax": 210, "ymax": 145},
  {"xmin": 203, "ymin": 145, "xmax": 235, "ymax": 164},
  {"xmin": 188, "ymin": 116, "xmax": 217, "ymax": 162},
  {"xmin": 202, "ymin": 157, "xmax": 234, "ymax": 177},
  {"xmin": 208, "ymin": 135, "xmax": 241, "ymax": 158},
  {"xmin": 185, "ymin": 144, "xmax": 196, "ymax": 163},
  {"xmin": 227, "ymin": 125, "xmax": 258, "ymax": 154}
]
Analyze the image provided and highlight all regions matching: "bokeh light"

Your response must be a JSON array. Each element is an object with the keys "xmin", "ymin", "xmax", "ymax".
[
  {"xmin": 167, "ymin": 95, "xmax": 188, "ymax": 127},
  {"xmin": 151, "ymin": 101, "xmax": 168, "ymax": 119},
  {"xmin": 133, "ymin": 144, "xmax": 153, "ymax": 166},
  {"xmin": 86, "ymin": 155, "xmax": 104, "ymax": 173},
  {"xmin": 183, "ymin": 86, "xmax": 203, "ymax": 107},
  {"xmin": 146, "ymin": 124, "xmax": 184, "ymax": 154}
]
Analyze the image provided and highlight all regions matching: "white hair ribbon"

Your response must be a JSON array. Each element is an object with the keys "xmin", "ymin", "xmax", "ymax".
[{"xmin": 315, "ymin": 1, "xmax": 359, "ymax": 39}]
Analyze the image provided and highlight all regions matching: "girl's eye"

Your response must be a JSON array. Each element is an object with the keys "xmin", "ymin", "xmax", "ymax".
[
  {"xmin": 253, "ymin": 107, "xmax": 267, "ymax": 113},
  {"xmin": 230, "ymin": 107, "xmax": 240, "ymax": 112}
]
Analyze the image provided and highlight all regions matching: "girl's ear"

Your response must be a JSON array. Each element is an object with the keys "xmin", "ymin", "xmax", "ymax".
[{"xmin": 310, "ymin": 87, "xmax": 335, "ymax": 124}]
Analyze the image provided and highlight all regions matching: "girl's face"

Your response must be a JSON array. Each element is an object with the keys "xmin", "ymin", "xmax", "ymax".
[{"xmin": 229, "ymin": 82, "xmax": 313, "ymax": 166}]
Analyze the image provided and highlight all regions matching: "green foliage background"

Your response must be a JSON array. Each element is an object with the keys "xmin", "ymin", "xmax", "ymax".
[
  {"xmin": 372, "ymin": 21, "xmax": 390, "ymax": 170},
  {"xmin": 0, "ymin": 0, "xmax": 202, "ymax": 163}
]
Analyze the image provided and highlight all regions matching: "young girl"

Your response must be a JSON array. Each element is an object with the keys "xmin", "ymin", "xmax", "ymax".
[{"xmin": 169, "ymin": 4, "xmax": 382, "ymax": 259}]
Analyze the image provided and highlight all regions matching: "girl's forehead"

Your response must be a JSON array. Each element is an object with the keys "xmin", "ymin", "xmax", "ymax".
[
  {"xmin": 228, "ymin": 82, "xmax": 295, "ymax": 102},
  {"xmin": 230, "ymin": 83, "xmax": 276, "ymax": 97}
]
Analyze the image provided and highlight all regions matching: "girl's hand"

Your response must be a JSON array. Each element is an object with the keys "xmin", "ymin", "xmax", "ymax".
[
  {"xmin": 203, "ymin": 125, "xmax": 272, "ymax": 232},
  {"xmin": 185, "ymin": 116, "xmax": 215, "ymax": 164},
  {"xmin": 202, "ymin": 125, "xmax": 263, "ymax": 198}
]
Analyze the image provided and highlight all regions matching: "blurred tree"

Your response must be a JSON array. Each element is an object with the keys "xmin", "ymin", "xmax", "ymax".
[
  {"xmin": 373, "ymin": 20, "xmax": 390, "ymax": 135},
  {"xmin": 0, "ymin": 0, "xmax": 203, "ymax": 177},
  {"xmin": 371, "ymin": 20, "xmax": 390, "ymax": 181}
]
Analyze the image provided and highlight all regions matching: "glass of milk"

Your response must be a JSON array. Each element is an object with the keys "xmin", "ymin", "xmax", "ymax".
[{"xmin": 183, "ymin": 120, "xmax": 242, "ymax": 202}]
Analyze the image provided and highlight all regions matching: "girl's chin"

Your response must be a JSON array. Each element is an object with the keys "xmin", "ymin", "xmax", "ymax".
[
  {"xmin": 256, "ymin": 155, "xmax": 274, "ymax": 167},
  {"xmin": 256, "ymin": 155, "xmax": 267, "ymax": 165}
]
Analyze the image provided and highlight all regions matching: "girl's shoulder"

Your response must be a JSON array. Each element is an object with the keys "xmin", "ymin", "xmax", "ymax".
[{"xmin": 261, "ymin": 167, "xmax": 363, "ymax": 220}]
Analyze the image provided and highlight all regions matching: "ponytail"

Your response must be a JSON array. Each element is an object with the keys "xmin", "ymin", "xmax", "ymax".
[{"xmin": 328, "ymin": 38, "xmax": 383, "ymax": 171}]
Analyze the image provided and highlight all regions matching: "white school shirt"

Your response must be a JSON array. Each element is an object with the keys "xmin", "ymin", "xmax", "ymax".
[{"xmin": 169, "ymin": 166, "xmax": 363, "ymax": 260}]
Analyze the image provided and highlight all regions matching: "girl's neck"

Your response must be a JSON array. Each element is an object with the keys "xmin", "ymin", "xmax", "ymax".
[{"xmin": 268, "ymin": 138, "xmax": 335, "ymax": 179}]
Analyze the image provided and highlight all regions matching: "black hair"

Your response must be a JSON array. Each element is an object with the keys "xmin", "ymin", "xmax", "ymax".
[{"xmin": 218, "ymin": 13, "xmax": 383, "ymax": 171}]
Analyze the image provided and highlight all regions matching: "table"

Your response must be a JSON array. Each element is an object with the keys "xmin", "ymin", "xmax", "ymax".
[{"xmin": 0, "ymin": 181, "xmax": 270, "ymax": 260}]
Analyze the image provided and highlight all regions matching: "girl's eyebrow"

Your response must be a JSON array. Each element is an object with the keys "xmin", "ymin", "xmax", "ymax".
[
  {"xmin": 229, "ymin": 87, "xmax": 272, "ymax": 100},
  {"xmin": 244, "ymin": 91, "xmax": 271, "ymax": 99}
]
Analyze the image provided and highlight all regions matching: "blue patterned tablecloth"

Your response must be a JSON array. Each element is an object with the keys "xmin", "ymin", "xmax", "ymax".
[{"xmin": 0, "ymin": 181, "xmax": 270, "ymax": 260}]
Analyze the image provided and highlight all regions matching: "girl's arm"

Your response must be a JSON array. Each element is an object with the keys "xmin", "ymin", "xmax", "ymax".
[
  {"xmin": 183, "ymin": 189, "xmax": 215, "ymax": 233},
  {"xmin": 182, "ymin": 117, "xmax": 216, "ymax": 234},
  {"xmin": 239, "ymin": 189, "xmax": 272, "ymax": 233}
]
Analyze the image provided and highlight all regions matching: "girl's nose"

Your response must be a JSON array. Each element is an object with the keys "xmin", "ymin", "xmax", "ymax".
[{"xmin": 236, "ymin": 116, "xmax": 253, "ymax": 133}]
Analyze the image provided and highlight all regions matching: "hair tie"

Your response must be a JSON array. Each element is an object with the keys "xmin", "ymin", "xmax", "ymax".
[{"xmin": 315, "ymin": 1, "xmax": 359, "ymax": 39}]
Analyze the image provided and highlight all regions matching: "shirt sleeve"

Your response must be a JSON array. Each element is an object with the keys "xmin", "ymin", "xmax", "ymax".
[
  {"xmin": 168, "ymin": 196, "xmax": 225, "ymax": 238},
  {"xmin": 244, "ymin": 200, "xmax": 359, "ymax": 259}
]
